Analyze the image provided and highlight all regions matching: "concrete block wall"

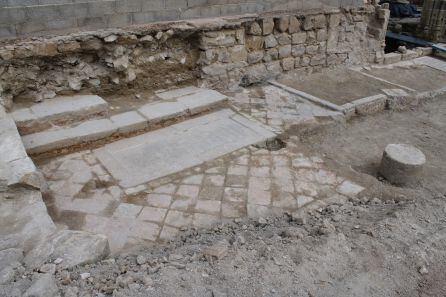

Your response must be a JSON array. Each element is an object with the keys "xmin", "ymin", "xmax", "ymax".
[{"xmin": 0, "ymin": 0, "xmax": 365, "ymax": 39}]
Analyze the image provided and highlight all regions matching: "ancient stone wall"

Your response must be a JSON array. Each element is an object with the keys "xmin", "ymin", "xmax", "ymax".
[
  {"xmin": 0, "ymin": 4, "xmax": 389, "ymax": 109},
  {"xmin": 0, "ymin": 0, "xmax": 365, "ymax": 39}
]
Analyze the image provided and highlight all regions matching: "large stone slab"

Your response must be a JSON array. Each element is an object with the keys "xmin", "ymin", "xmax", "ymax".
[
  {"xmin": 414, "ymin": 56, "xmax": 446, "ymax": 73},
  {"xmin": 11, "ymin": 95, "xmax": 108, "ymax": 134},
  {"xmin": 94, "ymin": 109, "xmax": 276, "ymax": 188}
]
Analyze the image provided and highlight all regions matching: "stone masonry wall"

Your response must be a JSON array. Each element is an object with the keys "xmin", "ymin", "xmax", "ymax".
[
  {"xmin": 0, "ymin": 4, "xmax": 389, "ymax": 109},
  {"xmin": 0, "ymin": 0, "xmax": 365, "ymax": 39}
]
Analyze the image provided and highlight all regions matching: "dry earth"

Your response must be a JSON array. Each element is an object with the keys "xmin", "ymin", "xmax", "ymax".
[{"xmin": 3, "ymin": 95, "xmax": 446, "ymax": 297}]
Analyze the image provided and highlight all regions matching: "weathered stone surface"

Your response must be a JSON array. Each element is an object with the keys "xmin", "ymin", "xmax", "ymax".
[
  {"xmin": 23, "ymin": 273, "xmax": 59, "ymax": 297},
  {"xmin": 275, "ymin": 16, "xmax": 290, "ymax": 33},
  {"xmin": 261, "ymin": 18, "xmax": 275, "ymax": 35},
  {"xmin": 12, "ymin": 95, "xmax": 108, "ymax": 134},
  {"xmin": 264, "ymin": 35, "xmax": 278, "ymax": 48},
  {"xmin": 379, "ymin": 144, "xmax": 426, "ymax": 185},
  {"xmin": 289, "ymin": 16, "xmax": 301, "ymax": 33},
  {"xmin": 292, "ymin": 32, "xmax": 307, "ymax": 44},
  {"xmin": 248, "ymin": 22, "xmax": 262, "ymax": 35},
  {"xmin": 278, "ymin": 45, "xmax": 292, "ymax": 58},
  {"xmin": 94, "ymin": 109, "xmax": 275, "ymax": 188},
  {"xmin": 111, "ymin": 111, "xmax": 148, "ymax": 134},
  {"xmin": 384, "ymin": 52, "xmax": 402, "ymax": 65},
  {"xmin": 247, "ymin": 51, "xmax": 264, "ymax": 64},
  {"xmin": 25, "ymin": 230, "xmax": 109, "ymax": 270}
]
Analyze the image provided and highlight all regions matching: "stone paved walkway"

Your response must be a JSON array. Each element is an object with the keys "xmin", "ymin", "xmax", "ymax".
[{"xmin": 40, "ymin": 139, "xmax": 364, "ymax": 253}]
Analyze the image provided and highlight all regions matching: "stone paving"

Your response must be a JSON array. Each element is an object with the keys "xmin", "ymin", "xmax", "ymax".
[
  {"xmin": 39, "ymin": 139, "xmax": 365, "ymax": 253},
  {"xmin": 229, "ymin": 84, "xmax": 343, "ymax": 133}
]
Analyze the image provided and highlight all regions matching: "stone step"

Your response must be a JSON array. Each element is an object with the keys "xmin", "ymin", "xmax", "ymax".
[
  {"xmin": 93, "ymin": 109, "xmax": 277, "ymax": 188},
  {"xmin": 11, "ymin": 95, "xmax": 108, "ymax": 135},
  {"xmin": 22, "ymin": 88, "xmax": 228, "ymax": 155}
]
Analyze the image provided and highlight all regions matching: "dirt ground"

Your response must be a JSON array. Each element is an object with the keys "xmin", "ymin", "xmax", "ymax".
[
  {"xmin": 13, "ymin": 95, "xmax": 440, "ymax": 297},
  {"xmin": 277, "ymin": 68, "xmax": 395, "ymax": 105}
]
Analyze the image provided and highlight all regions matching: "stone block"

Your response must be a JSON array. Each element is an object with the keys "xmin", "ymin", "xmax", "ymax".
[
  {"xmin": 264, "ymin": 35, "xmax": 278, "ymax": 48},
  {"xmin": 401, "ymin": 50, "xmax": 418, "ymax": 61},
  {"xmin": 111, "ymin": 111, "xmax": 148, "ymax": 134},
  {"xmin": 261, "ymin": 18, "xmax": 274, "ymax": 35},
  {"xmin": 351, "ymin": 94, "xmax": 387, "ymax": 115},
  {"xmin": 292, "ymin": 32, "xmax": 307, "ymax": 44},
  {"xmin": 138, "ymin": 101, "xmax": 186, "ymax": 123},
  {"xmin": 176, "ymin": 89, "xmax": 227, "ymax": 115},
  {"xmin": 292, "ymin": 45, "xmax": 306, "ymax": 57},
  {"xmin": 278, "ymin": 45, "xmax": 292, "ymax": 58},
  {"xmin": 276, "ymin": 33, "xmax": 291, "ymax": 45},
  {"xmin": 248, "ymin": 21, "xmax": 262, "ymax": 35},
  {"xmin": 384, "ymin": 52, "xmax": 402, "ymax": 64},
  {"xmin": 275, "ymin": 16, "xmax": 289, "ymax": 33},
  {"xmin": 247, "ymin": 51, "xmax": 264, "ymax": 64},
  {"xmin": 281, "ymin": 57, "xmax": 295, "ymax": 71},
  {"xmin": 245, "ymin": 35, "xmax": 264, "ymax": 51},
  {"xmin": 288, "ymin": 16, "xmax": 301, "ymax": 33}
]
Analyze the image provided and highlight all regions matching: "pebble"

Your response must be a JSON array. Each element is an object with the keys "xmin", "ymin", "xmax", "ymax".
[
  {"xmin": 80, "ymin": 272, "xmax": 90, "ymax": 280},
  {"xmin": 136, "ymin": 255, "xmax": 147, "ymax": 265},
  {"xmin": 53, "ymin": 258, "xmax": 63, "ymax": 264},
  {"xmin": 418, "ymin": 265, "xmax": 428, "ymax": 275}
]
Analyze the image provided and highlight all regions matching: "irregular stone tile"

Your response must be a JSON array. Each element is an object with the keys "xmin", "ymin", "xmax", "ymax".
[
  {"xmin": 152, "ymin": 183, "xmax": 176, "ymax": 194},
  {"xmin": 138, "ymin": 207, "xmax": 167, "ymax": 223},
  {"xmin": 113, "ymin": 203, "xmax": 143, "ymax": 219},
  {"xmin": 146, "ymin": 193, "xmax": 172, "ymax": 208},
  {"xmin": 170, "ymin": 196, "xmax": 197, "ymax": 211},
  {"xmin": 164, "ymin": 210, "xmax": 193, "ymax": 228},
  {"xmin": 337, "ymin": 180, "xmax": 365, "ymax": 197}
]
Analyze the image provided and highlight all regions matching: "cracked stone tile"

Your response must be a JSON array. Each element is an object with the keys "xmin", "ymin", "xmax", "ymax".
[
  {"xmin": 272, "ymin": 177, "xmax": 294, "ymax": 193},
  {"xmin": 249, "ymin": 177, "xmax": 271, "ymax": 191},
  {"xmin": 170, "ymin": 196, "xmax": 197, "ymax": 211},
  {"xmin": 83, "ymin": 153, "xmax": 98, "ymax": 165},
  {"xmin": 138, "ymin": 207, "xmax": 167, "ymax": 223},
  {"xmin": 113, "ymin": 203, "xmax": 143, "ymax": 219},
  {"xmin": 248, "ymin": 188, "xmax": 271, "ymax": 206},
  {"xmin": 250, "ymin": 166, "xmax": 270, "ymax": 177},
  {"xmin": 146, "ymin": 193, "xmax": 172, "ymax": 208},
  {"xmin": 227, "ymin": 165, "xmax": 249, "ymax": 176},
  {"xmin": 225, "ymin": 175, "xmax": 248, "ymax": 188}
]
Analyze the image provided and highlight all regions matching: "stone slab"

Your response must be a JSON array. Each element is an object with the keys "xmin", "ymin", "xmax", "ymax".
[
  {"xmin": 138, "ymin": 101, "xmax": 186, "ymax": 123},
  {"xmin": 94, "ymin": 109, "xmax": 276, "ymax": 188},
  {"xmin": 176, "ymin": 89, "xmax": 228, "ymax": 115},
  {"xmin": 11, "ymin": 95, "xmax": 108, "ymax": 132},
  {"xmin": 110, "ymin": 111, "xmax": 148, "ymax": 133},
  {"xmin": 23, "ymin": 118, "xmax": 117, "ymax": 154},
  {"xmin": 414, "ymin": 56, "xmax": 446, "ymax": 73},
  {"xmin": 156, "ymin": 86, "xmax": 201, "ymax": 100}
]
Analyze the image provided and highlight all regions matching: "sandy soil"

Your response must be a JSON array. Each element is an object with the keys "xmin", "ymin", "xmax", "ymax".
[{"xmin": 24, "ymin": 96, "xmax": 444, "ymax": 297}]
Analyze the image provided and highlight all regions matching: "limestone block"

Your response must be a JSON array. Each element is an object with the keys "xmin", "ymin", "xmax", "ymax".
[
  {"xmin": 292, "ymin": 45, "xmax": 305, "ymax": 57},
  {"xmin": 281, "ymin": 57, "xmax": 295, "ymax": 71},
  {"xmin": 275, "ymin": 16, "xmax": 289, "ymax": 33},
  {"xmin": 245, "ymin": 36, "xmax": 264, "ymax": 51},
  {"xmin": 379, "ymin": 144, "xmax": 426, "ymax": 185},
  {"xmin": 288, "ymin": 16, "xmax": 301, "ymax": 33},
  {"xmin": 292, "ymin": 32, "xmax": 307, "ymax": 44},
  {"xmin": 261, "ymin": 18, "xmax": 274, "ymax": 35},
  {"xmin": 264, "ymin": 35, "xmax": 278, "ymax": 48},
  {"xmin": 276, "ymin": 33, "xmax": 291, "ymax": 45},
  {"xmin": 384, "ymin": 52, "xmax": 402, "ymax": 64},
  {"xmin": 278, "ymin": 45, "xmax": 292, "ymax": 58},
  {"xmin": 23, "ymin": 273, "xmax": 59, "ymax": 297},
  {"xmin": 352, "ymin": 94, "xmax": 387, "ymax": 115},
  {"xmin": 230, "ymin": 45, "xmax": 248, "ymax": 62},
  {"xmin": 247, "ymin": 51, "xmax": 264, "ymax": 64},
  {"xmin": 248, "ymin": 22, "xmax": 262, "ymax": 35}
]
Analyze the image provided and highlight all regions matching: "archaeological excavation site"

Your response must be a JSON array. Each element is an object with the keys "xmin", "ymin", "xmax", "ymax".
[{"xmin": 1, "ymin": 0, "xmax": 446, "ymax": 296}]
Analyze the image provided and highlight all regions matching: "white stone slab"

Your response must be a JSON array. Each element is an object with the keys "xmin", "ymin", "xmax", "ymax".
[
  {"xmin": 110, "ymin": 111, "xmax": 148, "ymax": 133},
  {"xmin": 23, "ymin": 119, "xmax": 117, "ymax": 154},
  {"xmin": 156, "ymin": 86, "xmax": 201, "ymax": 100},
  {"xmin": 94, "ymin": 109, "xmax": 276, "ymax": 188},
  {"xmin": 138, "ymin": 101, "xmax": 186, "ymax": 123},
  {"xmin": 12, "ymin": 95, "xmax": 108, "ymax": 127},
  {"xmin": 414, "ymin": 56, "xmax": 446, "ymax": 73},
  {"xmin": 177, "ymin": 89, "xmax": 227, "ymax": 115}
]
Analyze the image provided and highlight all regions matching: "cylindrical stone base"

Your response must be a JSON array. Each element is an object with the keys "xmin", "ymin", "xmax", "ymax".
[{"xmin": 379, "ymin": 144, "xmax": 426, "ymax": 185}]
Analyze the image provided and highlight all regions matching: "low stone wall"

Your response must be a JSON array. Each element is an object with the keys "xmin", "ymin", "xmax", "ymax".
[
  {"xmin": 0, "ymin": 4, "xmax": 389, "ymax": 109},
  {"xmin": 0, "ymin": 0, "xmax": 365, "ymax": 39}
]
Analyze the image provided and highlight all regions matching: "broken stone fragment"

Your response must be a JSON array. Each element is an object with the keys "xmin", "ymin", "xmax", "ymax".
[
  {"xmin": 24, "ymin": 230, "xmax": 110, "ymax": 270},
  {"xmin": 23, "ymin": 273, "xmax": 60, "ymax": 297}
]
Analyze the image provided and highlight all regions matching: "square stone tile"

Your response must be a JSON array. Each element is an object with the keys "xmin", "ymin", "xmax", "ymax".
[
  {"xmin": 250, "ymin": 166, "xmax": 270, "ymax": 177},
  {"xmin": 222, "ymin": 202, "xmax": 246, "ymax": 218},
  {"xmin": 129, "ymin": 221, "xmax": 160, "ymax": 241},
  {"xmin": 146, "ymin": 193, "xmax": 173, "ymax": 208},
  {"xmin": 159, "ymin": 225, "xmax": 179, "ymax": 241},
  {"xmin": 165, "ymin": 210, "xmax": 193, "ymax": 228},
  {"xmin": 251, "ymin": 155, "xmax": 271, "ymax": 166},
  {"xmin": 170, "ymin": 196, "xmax": 197, "ymax": 211},
  {"xmin": 225, "ymin": 175, "xmax": 248, "ymax": 188},
  {"xmin": 113, "ymin": 203, "xmax": 143, "ymax": 218},
  {"xmin": 203, "ymin": 174, "xmax": 225, "ymax": 187},
  {"xmin": 198, "ymin": 186, "xmax": 224, "ymax": 201},
  {"xmin": 195, "ymin": 200, "xmax": 221, "ymax": 215},
  {"xmin": 247, "ymin": 188, "xmax": 271, "ymax": 206},
  {"xmin": 223, "ymin": 187, "xmax": 248, "ymax": 202},
  {"xmin": 193, "ymin": 213, "xmax": 220, "ymax": 228},
  {"xmin": 249, "ymin": 176, "xmax": 271, "ymax": 191},
  {"xmin": 227, "ymin": 165, "xmax": 249, "ymax": 176},
  {"xmin": 176, "ymin": 184, "xmax": 200, "ymax": 198},
  {"xmin": 138, "ymin": 207, "xmax": 167, "ymax": 223}
]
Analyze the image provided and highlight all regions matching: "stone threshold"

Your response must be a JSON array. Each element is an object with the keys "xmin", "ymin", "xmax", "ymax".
[{"xmin": 22, "ymin": 87, "xmax": 228, "ymax": 156}]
